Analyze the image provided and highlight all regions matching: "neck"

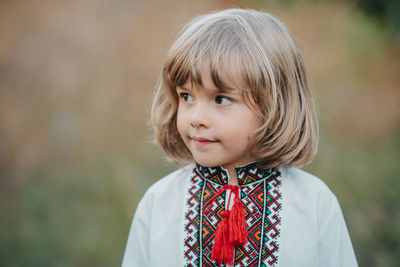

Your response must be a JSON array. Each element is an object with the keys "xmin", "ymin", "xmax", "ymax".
[
  {"xmin": 196, "ymin": 162, "xmax": 276, "ymax": 187},
  {"xmin": 223, "ymin": 165, "xmax": 239, "ymax": 186}
]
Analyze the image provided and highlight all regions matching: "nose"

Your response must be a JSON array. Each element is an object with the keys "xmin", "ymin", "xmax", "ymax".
[{"xmin": 190, "ymin": 101, "xmax": 211, "ymax": 128}]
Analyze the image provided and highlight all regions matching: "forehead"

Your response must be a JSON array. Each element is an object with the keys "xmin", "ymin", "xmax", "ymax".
[
  {"xmin": 181, "ymin": 56, "xmax": 251, "ymax": 94},
  {"xmin": 180, "ymin": 61, "xmax": 237, "ymax": 94}
]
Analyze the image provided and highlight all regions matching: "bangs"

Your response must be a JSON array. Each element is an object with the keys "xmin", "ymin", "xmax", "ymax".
[{"xmin": 163, "ymin": 16, "xmax": 269, "ymax": 102}]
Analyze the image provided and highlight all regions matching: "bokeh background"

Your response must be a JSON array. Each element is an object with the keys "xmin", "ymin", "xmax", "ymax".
[{"xmin": 0, "ymin": 0, "xmax": 399, "ymax": 266}]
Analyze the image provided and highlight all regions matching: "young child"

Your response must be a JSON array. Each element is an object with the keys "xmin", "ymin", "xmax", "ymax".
[{"xmin": 122, "ymin": 8, "xmax": 358, "ymax": 267}]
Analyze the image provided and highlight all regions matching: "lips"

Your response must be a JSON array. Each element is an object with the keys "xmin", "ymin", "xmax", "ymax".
[{"xmin": 191, "ymin": 136, "xmax": 217, "ymax": 146}]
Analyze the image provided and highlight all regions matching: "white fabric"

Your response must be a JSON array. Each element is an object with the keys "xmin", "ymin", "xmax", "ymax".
[{"xmin": 122, "ymin": 164, "xmax": 358, "ymax": 267}]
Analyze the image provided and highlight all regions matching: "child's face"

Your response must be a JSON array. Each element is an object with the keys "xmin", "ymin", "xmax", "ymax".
[{"xmin": 176, "ymin": 62, "xmax": 262, "ymax": 173}]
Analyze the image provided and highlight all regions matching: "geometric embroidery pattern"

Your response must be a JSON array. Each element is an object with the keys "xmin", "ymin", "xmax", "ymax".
[{"xmin": 183, "ymin": 163, "xmax": 282, "ymax": 266}]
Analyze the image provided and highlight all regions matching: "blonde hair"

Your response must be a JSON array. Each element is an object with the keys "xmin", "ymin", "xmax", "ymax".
[{"xmin": 151, "ymin": 8, "xmax": 318, "ymax": 168}]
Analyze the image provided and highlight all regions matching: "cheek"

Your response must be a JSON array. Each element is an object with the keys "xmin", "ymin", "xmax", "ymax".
[
  {"xmin": 239, "ymin": 110, "xmax": 263, "ymax": 141},
  {"xmin": 176, "ymin": 106, "xmax": 186, "ymax": 135},
  {"xmin": 252, "ymin": 115, "xmax": 263, "ymax": 134},
  {"xmin": 247, "ymin": 114, "xmax": 263, "ymax": 149}
]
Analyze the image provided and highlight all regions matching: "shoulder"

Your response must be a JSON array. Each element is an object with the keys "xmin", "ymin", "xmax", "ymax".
[
  {"xmin": 279, "ymin": 167, "xmax": 340, "ymax": 215},
  {"xmin": 278, "ymin": 170, "xmax": 358, "ymax": 266},
  {"xmin": 280, "ymin": 167, "xmax": 335, "ymax": 197}
]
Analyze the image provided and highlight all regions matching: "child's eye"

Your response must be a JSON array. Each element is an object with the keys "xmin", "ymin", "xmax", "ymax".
[
  {"xmin": 179, "ymin": 92, "xmax": 193, "ymax": 103},
  {"xmin": 215, "ymin": 96, "xmax": 232, "ymax": 105}
]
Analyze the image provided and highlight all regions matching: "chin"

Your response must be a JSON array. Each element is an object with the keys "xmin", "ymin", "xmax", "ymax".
[{"xmin": 194, "ymin": 158, "xmax": 222, "ymax": 168}]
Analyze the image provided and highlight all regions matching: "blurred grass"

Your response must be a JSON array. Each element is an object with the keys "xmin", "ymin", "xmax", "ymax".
[
  {"xmin": 0, "ymin": 151, "xmax": 175, "ymax": 267},
  {"xmin": 0, "ymin": 0, "xmax": 399, "ymax": 266}
]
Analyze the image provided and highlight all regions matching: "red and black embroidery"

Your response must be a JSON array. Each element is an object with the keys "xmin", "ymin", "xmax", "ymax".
[{"xmin": 183, "ymin": 163, "xmax": 282, "ymax": 266}]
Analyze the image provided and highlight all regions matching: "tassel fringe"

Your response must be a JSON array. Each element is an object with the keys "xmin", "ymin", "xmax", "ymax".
[
  {"xmin": 228, "ymin": 195, "xmax": 248, "ymax": 246},
  {"xmin": 211, "ymin": 210, "xmax": 235, "ymax": 265},
  {"xmin": 203, "ymin": 185, "xmax": 248, "ymax": 265}
]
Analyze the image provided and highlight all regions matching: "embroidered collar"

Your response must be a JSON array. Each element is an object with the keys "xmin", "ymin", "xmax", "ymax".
[{"xmin": 195, "ymin": 162, "xmax": 277, "ymax": 186}]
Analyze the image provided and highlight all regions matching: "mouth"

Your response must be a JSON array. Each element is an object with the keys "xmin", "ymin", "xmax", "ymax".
[{"xmin": 190, "ymin": 136, "xmax": 218, "ymax": 146}]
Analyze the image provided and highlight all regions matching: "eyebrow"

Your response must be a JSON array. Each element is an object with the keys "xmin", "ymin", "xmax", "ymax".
[
  {"xmin": 177, "ymin": 86, "xmax": 192, "ymax": 91},
  {"xmin": 177, "ymin": 84, "xmax": 235, "ymax": 95},
  {"xmin": 209, "ymin": 85, "xmax": 237, "ymax": 95}
]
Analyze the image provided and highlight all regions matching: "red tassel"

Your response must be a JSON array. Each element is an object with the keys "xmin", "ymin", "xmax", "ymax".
[
  {"xmin": 205, "ymin": 185, "xmax": 248, "ymax": 265},
  {"xmin": 211, "ymin": 210, "xmax": 235, "ymax": 265},
  {"xmin": 229, "ymin": 194, "xmax": 248, "ymax": 246}
]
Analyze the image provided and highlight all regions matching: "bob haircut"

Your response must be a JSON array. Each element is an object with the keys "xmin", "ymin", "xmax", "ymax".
[{"xmin": 151, "ymin": 8, "xmax": 318, "ymax": 168}]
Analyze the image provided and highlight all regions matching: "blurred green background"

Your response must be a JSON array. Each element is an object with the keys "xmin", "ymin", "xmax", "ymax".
[{"xmin": 0, "ymin": 0, "xmax": 399, "ymax": 266}]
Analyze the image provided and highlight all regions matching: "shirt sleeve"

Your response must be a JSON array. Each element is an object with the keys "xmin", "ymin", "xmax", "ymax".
[
  {"xmin": 317, "ymin": 190, "xmax": 358, "ymax": 267},
  {"xmin": 121, "ymin": 191, "xmax": 153, "ymax": 267}
]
